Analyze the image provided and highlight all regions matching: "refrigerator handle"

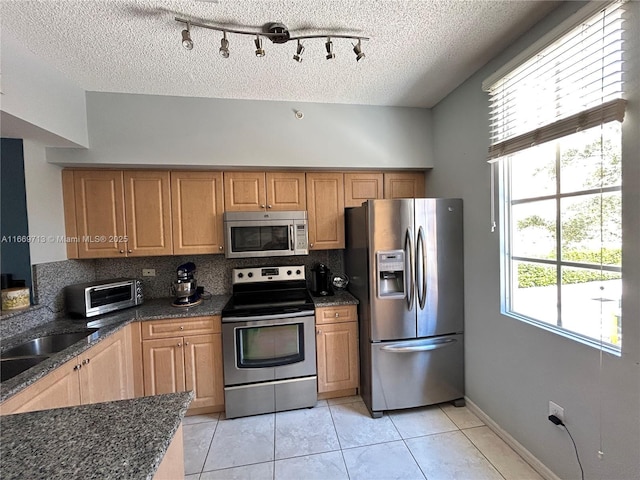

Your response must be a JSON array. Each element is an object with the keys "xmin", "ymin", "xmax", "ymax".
[
  {"xmin": 381, "ymin": 338, "xmax": 458, "ymax": 352},
  {"xmin": 405, "ymin": 227, "xmax": 415, "ymax": 310},
  {"xmin": 417, "ymin": 226, "xmax": 427, "ymax": 310}
]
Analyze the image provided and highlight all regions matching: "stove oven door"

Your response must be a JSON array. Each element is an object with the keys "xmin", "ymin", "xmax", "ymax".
[{"xmin": 222, "ymin": 312, "xmax": 316, "ymax": 387}]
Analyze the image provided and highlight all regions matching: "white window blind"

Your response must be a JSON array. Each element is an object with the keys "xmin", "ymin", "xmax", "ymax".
[{"xmin": 486, "ymin": 1, "xmax": 626, "ymax": 161}]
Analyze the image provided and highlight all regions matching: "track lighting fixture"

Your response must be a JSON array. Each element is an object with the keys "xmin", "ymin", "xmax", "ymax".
[
  {"xmin": 325, "ymin": 38, "xmax": 335, "ymax": 60},
  {"xmin": 254, "ymin": 35, "xmax": 265, "ymax": 57},
  {"xmin": 293, "ymin": 40, "xmax": 304, "ymax": 62},
  {"xmin": 175, "ymin": 17, "xmax": 369, "ymax": 63},
  {"xmin": 181, "ymin": 22, "xmax": 194, "ymax": 50},
  {"xmin": 353, "ymin": 39, "xmax": 365, "ymax": 62},
  {"xmin": 219, "ymin": 31, "xmax": 229, "ymax": 58}
]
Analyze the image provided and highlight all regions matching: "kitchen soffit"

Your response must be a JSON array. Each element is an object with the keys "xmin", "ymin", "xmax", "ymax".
[{"xmin": 0, "ymin": 0, "xmax": 561, "ymax": 108}]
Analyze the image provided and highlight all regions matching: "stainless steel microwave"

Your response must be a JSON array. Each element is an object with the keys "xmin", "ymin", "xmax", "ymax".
[
  {"xmin": 65, "ymin": 278, "xmax": 143, "ymax": 318},
  {"xmin": 223, "ymin": 211, "xmax": 309, "ymax": 259}
]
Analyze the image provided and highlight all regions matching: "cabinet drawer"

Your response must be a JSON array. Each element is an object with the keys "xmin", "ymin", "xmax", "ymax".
[
  {"xmin": 315, "ymin": 305, "xmax": 357, "ymax": 325},
  {"xmin": 141, "ymin": 316, "xmax": 221, "ymax": 339}
]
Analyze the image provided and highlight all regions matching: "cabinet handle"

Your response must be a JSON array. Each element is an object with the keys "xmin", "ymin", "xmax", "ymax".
[
  {"xmin": 316, "ymin": 329, "xmax": 322, "ymax": 335},
  {"xmin": 74, "ymin": 364, "xmax": 81, "ymax": 371},
  {"xmin": 260, "ymin": 204, "xmax": 266, "ymax": 209},
  {"xmin": 267, "ymin": 205, "xmax": 272, "ymax": 209},
  {"xmin": 309, "ymin": 243, "xmax": 314, "ymax": 248},
  {"xmin": 185, "ymin": 342, "xmax": 189, "ymax": 346},
  {"xmin": 119, "ymin": 250, "xmax": 124, "ymax": 254},
  {"xmin": 82, "ymin": 359, "xmax": 87, "ymax": 366},
  {"xmin": 127, "ymin": 249, "xmax": 132, "ymax": 253},
  {"xmin": 177, "ymin": 343, "xmax": 182, "ymax": 347},
  {"xmin": 86, "ymin": 358, "xmax": 90, "ymax": 364},
  {"xmin": 335, "ymin": 312, "xmax": 340, "ymax": 317},
  {"xmin": 219, "ymin": 246, "xmax": 223, "ymax": 251},
  {"xmin": 180, "ymin": 326, "xmax": 184, "ymax": 330}
]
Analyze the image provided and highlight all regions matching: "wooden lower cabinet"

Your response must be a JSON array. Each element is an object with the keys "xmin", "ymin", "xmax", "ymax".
[
  {"xmin": 79, "ymin": 326, "xmax": 133, "ymax": 405},
  {"xmin": 153, "ymin": 424, "xmax": 185, "ymax": 480},
  {"xmin": 315, "ymin": 306, "xmax": 359, "ymax": 396},
  {"xmin": 0, "ymin": 326, "xmax": 134, "ymax": 415},
  {"xmin": 142, "ymin": 330, "xmax": 224, "ymax": 413}
]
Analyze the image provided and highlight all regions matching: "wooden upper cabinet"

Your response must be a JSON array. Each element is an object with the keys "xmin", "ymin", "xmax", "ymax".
[
  {"xmin": 71, "ymin": 170, "xmax": 127, "ymax": 258},
  {"xmin": 224, "ymin": 171, "xmax": 306, "ymax": 211},
  {"xmin": 124, "ymin": 171, "xmax": 173, "ymax": 256},
  {"xmin": 223, "ymin": 171, "xmax": 265, "ymax": 211},
  {"xmin": 171, "ymin": 172, "xmax": 224, "ymax": 255},
  {"xmin": 344, "ymin": 173, "xmax": 384, "ymax": 207},
  {"xmin": 383, "ymin": 172, "xmax": 426, "ymax": 199},
  {"xmin": 266, "ymin": 172, "xmax": 306, "ymax": 210},
  {"xmin": 64, "ymin": 170, "xmax": 172, "ymax": 258},
  {"xmin": 306, "ymin": 172, "xmax": 345, "ymax": 250}
]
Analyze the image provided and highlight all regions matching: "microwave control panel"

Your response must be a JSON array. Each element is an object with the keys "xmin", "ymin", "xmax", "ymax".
[{"xmin": 295, "ymin": 224, "xmax": 308, "ymax": 250}]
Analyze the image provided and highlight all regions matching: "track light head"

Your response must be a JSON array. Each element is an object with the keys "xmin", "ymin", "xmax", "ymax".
[
  {"xmin": 293, "ymin": 40, "xmax": 304, "ymax": 62},
  {"xmin": 255, "ymin": 35, "xmax": 265, "ymax": 57},
  {"xmin": 325, "ymin": 38, "xmax": 335, "ymax": 60},
  {"xmin": 219, "ymin": 31, "xmax": 229, "ymax": 58},
  {"xmin": 181, "ymin": 24, "xmax": 194, "ymax": 50},
  {"xmin": 353, "ymin": 39, "xmax": 365, "ymax": 62}
]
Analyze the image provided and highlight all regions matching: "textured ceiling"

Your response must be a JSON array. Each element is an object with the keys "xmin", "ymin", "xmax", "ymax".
[{"xmin": 0, "ymin": 0, "xmax": 560, "ymax": 108}]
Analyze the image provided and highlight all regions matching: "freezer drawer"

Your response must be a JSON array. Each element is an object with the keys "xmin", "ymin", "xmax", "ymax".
[{"xmin": 369, "ymin": 333, "xmax": 464, "ymax": 416}]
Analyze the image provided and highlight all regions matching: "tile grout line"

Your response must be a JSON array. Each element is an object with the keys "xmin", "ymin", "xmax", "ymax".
[
  {"xmin": 389, "ymin": 409, "xmax": 431, "ymax": 480},
  {"xmin": 327, "ymin": 398, "xmax": 352, "ymax": 479},
  {"xmin": 459, "ymin": 427, "xmax": 508, "ymax": 480},
  {"xmin": 198, "ymin": 414, "xmax": 221, "ymax": 477}
]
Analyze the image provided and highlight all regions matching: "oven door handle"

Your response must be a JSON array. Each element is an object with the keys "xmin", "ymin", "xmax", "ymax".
[{"xmin": 222, "ymin": 311, "xmax": 314, "ymax": 322}]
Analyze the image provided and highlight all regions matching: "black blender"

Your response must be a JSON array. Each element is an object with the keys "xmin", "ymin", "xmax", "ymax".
[{"xmin": 172, "ymin": 262, "xmax": 202, "ymax": 307}]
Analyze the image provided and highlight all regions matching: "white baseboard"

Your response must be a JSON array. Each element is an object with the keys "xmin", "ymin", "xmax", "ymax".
[{"xmin": 465, "ymin": 396, "xmax": 561, "ymax": 480}]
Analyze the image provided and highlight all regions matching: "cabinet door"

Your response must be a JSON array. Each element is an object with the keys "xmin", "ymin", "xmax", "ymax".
[
  {"xmin": 306, "ymin": 172, "xmax": 345, "ymax": 250},
  {"xmin": 266, "ymin": 172, "xmax": 306, "ymax": 210},
  {"xmin": 123, "ymin": 171, "xmax": 173, "ymax": 256},
  {"xmin": 223, "ymin": 172, "xmax": 266, "ymax": 211},
  {"xmin": 73, "ymin": 170, "xmax": 127, "ymax": 258},
  {"xmin": 171, "ymin": 171, "xmax": 225, "ymax": 254},
  {"xmin": 383, "ymin": 172, "xmax": 426, "ymax": 199},
  {"xmin": 79, "ymin": 327, "xmax": 133, "ymax": 405},
  {"xmin": 142, "ymin": 338, "xmax": 186, "ymax": 396},
  {"xmin": 316, "ymin": 322, "xmax": 359, "ymax": 393},
  {"xmin": 0, "ymin": 359, "xmax": 81, "ymax": 414},
  {"xmin": 184, "ymin": 334, "xmax": 224, "ymax": 410},
  {"xmin": 344, "ymin": 173, "xmax": 383, "ymax": 207}
]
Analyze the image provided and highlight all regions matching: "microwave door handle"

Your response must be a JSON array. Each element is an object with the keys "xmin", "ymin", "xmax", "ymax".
[
  {"xmin": 405, "ymin": 227, "xmax": 414, "ymax": 310},
  {"xmin": 290, "ymin": 225, "xmax": 295, "ymax": 251}
]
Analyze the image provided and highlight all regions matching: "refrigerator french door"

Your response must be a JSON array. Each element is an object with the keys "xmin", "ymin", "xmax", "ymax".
[{"xmin": 346, "ymin": 198, "xmax": 464, "ymax": 418}]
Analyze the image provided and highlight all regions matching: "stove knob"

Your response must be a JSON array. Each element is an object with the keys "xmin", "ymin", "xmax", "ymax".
[
  {"xmin": 238, "ymin": 273, "xmax": 244, "ymax": 278},
  {"xmin": 287, "ymin": 270, "xmax": 292, "ymax": 275},
  {"xmin": 296, "ymin": 269, "xmax": 301, "ymax": 275},
  {"xmin": 248, "ymin": 272, "xmax": 253, "ymax": 278}
]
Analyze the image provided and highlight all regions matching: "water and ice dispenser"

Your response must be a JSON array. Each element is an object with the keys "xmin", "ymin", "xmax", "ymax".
[{"xmin": 376, "ymin": 250, "xmax": 405, "ymax": 299}]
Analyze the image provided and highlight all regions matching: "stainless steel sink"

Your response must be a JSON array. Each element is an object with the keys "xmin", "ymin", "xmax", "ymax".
[
  {"xmin": 0, "ymin": 329, "xmax": 98, "ymax": 382},
  {"xmin": 1, "ymin": 356, "xmax": 49, "ymax": 382},
  {"xmin": 1, "ymin": 329, "xmax": 98, "ymax": 358}
]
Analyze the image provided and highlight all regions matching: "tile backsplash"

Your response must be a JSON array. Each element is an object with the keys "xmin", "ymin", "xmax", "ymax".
[
  {"xmin": 94, "ymin": 250, "xmax": 345, "ymax": 299},
  {"xmin": 28, "ymin": 250, "xmax": 344, "ymax": 310}
]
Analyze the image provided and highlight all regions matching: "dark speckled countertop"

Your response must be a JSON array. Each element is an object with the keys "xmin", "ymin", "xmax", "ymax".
[
  {"xmin": 0, "ymin": 391, "xmax": 193, "ymax": 480},
  {"xmin": 0, "ymin": 296, "xmax": 229, "ymax": 403},
  {"xmin": 1, "ymin": 292, "xmax": 357, "ymax": 403},
  {"xmin": 311, "ymin": 290, "xmax": 359, "ymax": 307}
]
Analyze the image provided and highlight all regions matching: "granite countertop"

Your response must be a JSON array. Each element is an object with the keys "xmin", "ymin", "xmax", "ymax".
[
  {"xmin": 0, "ymin": 296, "xmax": 229, "ymax": 403},
  {"xmin": 0, "ymin": 391, "xmax": 193, "ymax": 480},
  {"xmin": 1, "ymin": 292, "xmax": 358, "ymax": 403},
  {"xmin": 312, "ymin": 290, "xmax": 359, "ymax": 307}
]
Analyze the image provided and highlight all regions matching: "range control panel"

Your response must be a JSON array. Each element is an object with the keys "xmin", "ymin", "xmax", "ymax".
[{"xmin": 232, "ymin": 265, "xmax": 306, "ymax": 284}]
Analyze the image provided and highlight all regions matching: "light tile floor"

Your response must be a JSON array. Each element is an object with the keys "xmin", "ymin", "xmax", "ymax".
[{"xmin": 182, "ymin": 396, "xmax": 543, "ymax": 480}]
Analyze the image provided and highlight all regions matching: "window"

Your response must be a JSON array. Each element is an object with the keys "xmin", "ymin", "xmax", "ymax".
[{"xmin": 485, "ymin": 1, "xmax": 626, "ymax": 352}]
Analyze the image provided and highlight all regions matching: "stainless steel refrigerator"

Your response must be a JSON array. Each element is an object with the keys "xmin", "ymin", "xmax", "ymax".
[{"xmin": 345, "ymin": 198, "xmax": 464, "ymax": 418}]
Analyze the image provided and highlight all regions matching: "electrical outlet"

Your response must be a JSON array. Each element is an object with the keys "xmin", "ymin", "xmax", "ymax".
[
  {"xmin": 142, "ymin": 269, "xmax": 156, "ymax": 277},
  {"xmin": 549, "ymin": 401, "xmax": 565, "ymax": 423}
]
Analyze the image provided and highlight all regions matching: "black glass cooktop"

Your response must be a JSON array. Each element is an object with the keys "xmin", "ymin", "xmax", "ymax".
[{"xmin": 222, "ymin": 287, "xmax": 315, "ymax": 318}]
